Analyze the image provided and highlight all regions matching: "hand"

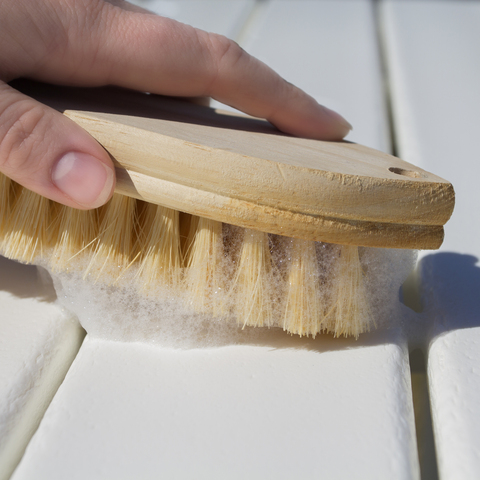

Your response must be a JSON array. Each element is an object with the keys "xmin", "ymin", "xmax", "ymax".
[{"xmin": 0, "ymin": 0, "xmax": 352, "ymax": 209}]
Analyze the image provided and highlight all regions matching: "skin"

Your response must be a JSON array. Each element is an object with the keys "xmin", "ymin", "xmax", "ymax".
[{"xmin": 0, "ymin": 0, "xmax": 352, "ymax": 209}]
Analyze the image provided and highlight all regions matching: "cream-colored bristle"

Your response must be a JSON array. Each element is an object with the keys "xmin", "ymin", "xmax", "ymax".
[
  {"xmin": 324, "ymin": 245, "xmax": 372, "ymax": 338},
  {"xmin": 0, "ymin": 172, "xmax": 381, "ymax": 340},
  {"xmin": 230, "ymin": 228, "xmax": 277, "ymax": 328},
  {"xmin": 282, "ymin": 238, "xmax": 324, "ymax": 338},
  {"xmin": 135, "ymin": 203, "xmax": 182, "ymax": 291},
  {"xmin": 0, "ymin": 173, "xmax": 13, "ymax": 243},
  {"xmin": 2, "ymin": 185, "xmax": 52, "ymax": 264},
  {"xmin": 50, "ymin": 205, "xmax": 99, "ymax": 272},
  {"xmin": 184, "ymin": 216, "xmax": 225, "ymax": 314},
  {"xmin": 182, "ymin": 214, "xmax": 199, "ymax": 266},
  {"xmin": 84, "ymin": 193, "xmax": 137, "ymax": 282}
]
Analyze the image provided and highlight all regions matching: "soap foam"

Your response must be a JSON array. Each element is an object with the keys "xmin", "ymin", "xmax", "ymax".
[{"xmin": 43, "ymin": 241, "xmax": 417, "ymax": 348}]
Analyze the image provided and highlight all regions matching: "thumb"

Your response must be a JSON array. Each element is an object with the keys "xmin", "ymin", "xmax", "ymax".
[{"xmin": 0, "ymin": 82, "xmax": 115, "ymax": 209}]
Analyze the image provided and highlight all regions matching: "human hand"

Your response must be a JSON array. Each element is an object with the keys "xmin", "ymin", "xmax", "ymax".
[{"xmin": 0, "ymin": 0, "xmax": 352, "ymax": 209}]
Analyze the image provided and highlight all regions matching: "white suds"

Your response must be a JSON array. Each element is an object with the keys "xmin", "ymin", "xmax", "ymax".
[{"xmin": 44, "ymin": 243, "xmax": 416, "ymax": 347}]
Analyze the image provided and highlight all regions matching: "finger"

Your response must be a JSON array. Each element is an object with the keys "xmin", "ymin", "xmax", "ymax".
[
  {"xmin": 0, "ymin": 81, "xmax": 115, "ymax": 209},
  {"xmin": 17, "ymin": 1, "xmax": 351, "ymax": 140},
  {"xmin": 204, "ymin": 46, "xmax": 352, "ymax": 140},
  {"xmin": 103, "ymin": 9, "xmax": 352, "ymax": 139}
]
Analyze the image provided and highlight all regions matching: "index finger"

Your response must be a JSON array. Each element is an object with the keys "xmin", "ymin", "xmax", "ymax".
[{"xmin": 24, "ymin": 1, "xmax": 352, "ymax": 140}]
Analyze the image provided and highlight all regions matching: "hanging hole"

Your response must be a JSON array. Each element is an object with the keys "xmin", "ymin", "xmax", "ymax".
[{"xmin": 389, "ymin": 167, "xmax": 422, "ymax": 178}]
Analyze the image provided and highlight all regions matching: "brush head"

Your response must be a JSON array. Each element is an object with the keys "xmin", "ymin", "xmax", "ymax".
[
  {"xmin": 0, "ymin": 176, "xmax": 417, "ymax": 339},
  {"xmin": 11, "ymin": 79, "xmax": 455, "ymax": 250}
]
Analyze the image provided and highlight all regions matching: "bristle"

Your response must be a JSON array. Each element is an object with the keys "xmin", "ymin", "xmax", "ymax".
[
  {"xmin": 182, "ymin": 214, "xmax": 199, "ymax": 266},
  {"xmin": 1, "ymin": 185, "xmax": 52, "ymax": 264},
  {"xmin": 183, "ymin": 216, "xmax": 225, "ymax": 314},
  {"xmin": 229, "ymin": 228, "xmax": 277, "ymax": 328},
  {"xmin": 50, "ymin": 205, "xmax": 99, "ymax": 272},
  {"xmin": 0, "ymin": 173, "xmax": 13, "ymax": 243},
  {"xmin": 84, "ymin": 193, "xmax": 137, "ymax": 282},
  {"xmin": 282, "ymin": 238, "xmax": 324, "ymax": 338},
  {"xmin": 0, "ymin": 172, "xmax": 384, "ymax": 340},
  {"xmin": 135, "ymin": 203, "xmax": 182, "ymax": 291},
  {"xmin": 323, "ymin": 245, "xmax": 372, "ymax": 338}
]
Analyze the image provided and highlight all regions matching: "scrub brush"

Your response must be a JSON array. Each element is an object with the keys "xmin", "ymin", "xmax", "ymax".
[{"xmin": 0, "ymin": 80, "xmax": 455, "ymax": 338}]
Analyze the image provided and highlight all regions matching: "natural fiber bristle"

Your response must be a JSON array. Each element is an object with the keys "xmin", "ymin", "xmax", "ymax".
[
  {"xmin": 2, "ymin": 186, "xmax": 51, "ymax": 264},
  {"xmin": 50, "ymin": 205, "xmax": 99, "ymax": 272},
  {"xmin": 135, "ymin": 203, "xmax": 182, "ymax": 290},
  {"xmin": 283, "ymin": 238, "xmax": 324, "ymax": 338},
  {"xmin": 0, "ymin": 173, "xmax": 13, "ymax": 241},
  {"xmin": 0, "ymin": 175, "xmax": 386, "ymax": 339},
  {"xmin": 84, "ymin": 194, "xmax": 137, "ymax": 282},
  {"xmin": 184, "ymin": 216, "xmax": 225, "ymax": 314},
  {"xmin": 324, "ymin": 245, "xmax": 373, "ymax": 338},
  {"xmin": 229, "ymin": 229, "xmax": 277, "ymax": 329}
]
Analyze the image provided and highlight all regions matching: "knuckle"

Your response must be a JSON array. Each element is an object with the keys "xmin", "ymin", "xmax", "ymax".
[
  {"xmin": 204, "ymin": 33, "xmax": 245, "ymax": 92},
  {"xmin": 0, "ymin": 98, "xmax": 48, "ymax": 176},
  {"xmin": 210, "ymin": 34, "xmax": 244, "ymax": 69}
]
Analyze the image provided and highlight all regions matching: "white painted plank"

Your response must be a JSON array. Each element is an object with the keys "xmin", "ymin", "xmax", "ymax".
[
  {"xmin": 238, "ymin": 0, "xmax": 390, "ymax": 152},
  {"xmin": 381, "ymin": 0, "xmax": 480, "ymax": 255},
  {"xmin": 11, "ymin": 2, "xmax": 420, "ymax": 479},
  {"xmin": 381, "ymin": 1, "xmax": 480, "ymax": 478},
  {"xmin": 428, "ymin": 328, "xmax": 480, "ymax": 480},
  {"xmin": 0, "ymin": 257, "xmax": 84, "ymax": 480},
  {"xmin": 12, "ymin": 332, "xmax": 418, "ymax": 480}
]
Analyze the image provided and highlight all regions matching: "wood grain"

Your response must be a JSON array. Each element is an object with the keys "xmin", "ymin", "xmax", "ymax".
[{"xmin": 12, "ymin": 80, "xmax": 455, "ymax": 249}]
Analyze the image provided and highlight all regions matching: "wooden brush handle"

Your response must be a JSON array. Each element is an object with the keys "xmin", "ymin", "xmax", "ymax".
[{"xmin": 11, "ymin": 80, "xmax": 454, "ymax": 249}]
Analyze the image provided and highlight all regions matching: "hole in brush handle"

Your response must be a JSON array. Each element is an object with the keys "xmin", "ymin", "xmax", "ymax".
[{"xmin": 389, "ymin": 167, "xmax": 424, "ymax": 179}]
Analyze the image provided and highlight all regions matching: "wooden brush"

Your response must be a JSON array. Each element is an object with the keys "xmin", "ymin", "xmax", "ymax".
[{"xmin": 0, "ymin": 80, "xmax": 455, "ymax": 338}]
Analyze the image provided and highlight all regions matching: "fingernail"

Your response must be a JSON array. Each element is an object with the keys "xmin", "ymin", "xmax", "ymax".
[
  {"xmin": 323, "ymin": 106, "xmax": 353, "ymax": 133},
  {"xmin": 52, "ymin": 152, "xmax": 115, "ymax": 208}
]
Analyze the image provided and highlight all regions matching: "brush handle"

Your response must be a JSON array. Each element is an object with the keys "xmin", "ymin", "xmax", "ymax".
[{"xmin": 11, "ymin": 80, "xmax": 454, "ymax": 249}]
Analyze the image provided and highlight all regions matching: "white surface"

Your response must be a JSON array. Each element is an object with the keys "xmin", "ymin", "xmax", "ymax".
[
  {"xmin": 421, "ymin": 251, "xmax": 480, "ymax": 480},
  {"xmin": 428, "ymin": 330, "xmax": 480, "ymax": 480},
  {"xmin": 0, "ymin": 257, "xmax": 84, "ymax": 480},
  {"xmin": 381, "ymin": 0, "xmax": 480, "ymax": 255},
  {"xmin": 382, "ymin": 1, "xmax": 480, "ymax": 478},
  {"xmin": 12, "ymin": 332, "xmax": 418, "ymax": 480},
  {"xmin": 10, "ymin": 2, "xmax": 421, "ymax": 479},
  {"xmin": 239, "ymin": 0, "xmax": 390, "ymax": 152}
]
